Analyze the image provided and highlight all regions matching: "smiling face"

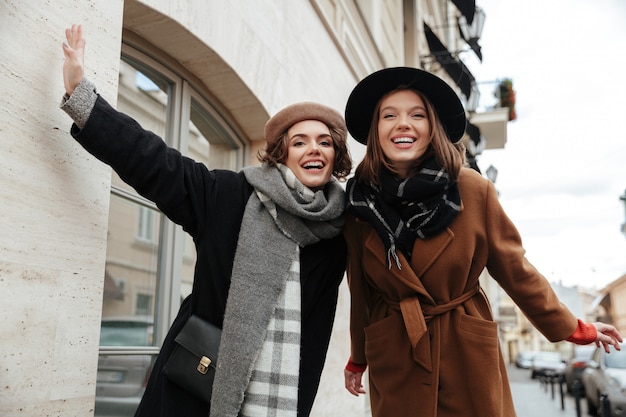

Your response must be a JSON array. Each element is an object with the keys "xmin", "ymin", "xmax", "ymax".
[
  {"xmin": 377, "ymin": 89, "xmax": 432, "ymax": 178},
  {"xmin": 284, "ymin": 120, "xmax": 335, "ymax": 191}
]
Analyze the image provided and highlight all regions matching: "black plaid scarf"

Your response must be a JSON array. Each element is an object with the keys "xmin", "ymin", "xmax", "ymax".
[{"xmin": 346, "ymin": 155, "xmax": 461, "ymax": 269}]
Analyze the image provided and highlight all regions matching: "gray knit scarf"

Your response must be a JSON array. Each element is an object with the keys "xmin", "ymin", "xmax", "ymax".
[{"xmin": 209, "ymin": 163, "xmax": 344, "ymax": 417}]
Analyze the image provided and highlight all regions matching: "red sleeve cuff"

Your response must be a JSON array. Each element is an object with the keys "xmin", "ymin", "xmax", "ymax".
[
  {"xmin": 345, "ymin": 358, "xmax": 367, "ymax": 373},
  {"xmin": 566, "ymin": 319, "xmax": 597, "ymax": 345}
]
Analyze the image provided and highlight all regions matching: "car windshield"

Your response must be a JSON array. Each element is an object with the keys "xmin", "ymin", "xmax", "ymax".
[
  {"xmin": 535, "ymin": 352, "xmax": 562, "ymax": 362},
  {"xmin": 605, "ymin": 349, "xmax": 626, "ymax": 369},
  {"xmin": 572, "ymin": 345, "xmax": 595, "ymax": 360},
  {"xmin": 100, "ymin": 320, "xmax": 153, "ymax": 346}
]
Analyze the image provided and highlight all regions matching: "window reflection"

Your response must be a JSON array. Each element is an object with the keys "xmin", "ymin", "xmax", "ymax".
[
  {"xmin": 188, "ymin": 97, "xmax": 238, "ymax": 170},
  {"xmin": 95, "ymin": 46, "xmax": 243, "ymax": 416},
  {"xmin": 95, "ymin": 58, "xmax": 168, "ymax": 417},
  {"xmin": 95, "ymin": 317, "xmax": 155, "ymax": 416},
  {"xmin": 178, "ymin": 97, "xmax": 240, "ymax": 299},
  {"xmin": 102, "ymin": 192, "xmax": 161, "ymax": 320}
]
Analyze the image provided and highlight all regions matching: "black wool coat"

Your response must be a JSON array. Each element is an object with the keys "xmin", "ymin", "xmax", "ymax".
[{"xmin": 71, "ymin": 96, "xmax": 347, "ymax": 417}]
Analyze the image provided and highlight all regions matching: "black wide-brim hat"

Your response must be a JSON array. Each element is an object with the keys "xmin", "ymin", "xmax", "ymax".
[{"xmin": 345, "ymin": 67, "xmax": 467, "ymax": 144}]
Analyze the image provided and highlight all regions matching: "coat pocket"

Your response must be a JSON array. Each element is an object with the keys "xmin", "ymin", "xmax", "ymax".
[
  {"xmin": 457, "ymin": 312, "xmax": 498, "ymax": 339},
  {"xmin": 453, "ymin": 312, "xmax": 500, "ymax": 379},
  {"xmin": 364, "ymin": 314, "xmax": 412, "ymax": 378}
]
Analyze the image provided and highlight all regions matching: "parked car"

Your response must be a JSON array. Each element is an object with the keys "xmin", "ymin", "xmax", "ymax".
[
  {"xmin": 563, "ymin": 344, "xmax": 596, "ymax": 394},
  {"xmin": 515, "ymin": 351, "xmax": 537, "ymax": 369},
  {"xmin": 582, "ymin": 344, "xmax": 626, "ymax": 417},
  {"xmin": 530, "ymin": 351, "xmax": 566, "ymax": 379},
  {"xmin": 95, "ymin": 316, "xmax": 154, "ymax": 417}
]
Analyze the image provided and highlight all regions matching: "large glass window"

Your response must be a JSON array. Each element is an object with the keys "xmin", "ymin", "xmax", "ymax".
[{"xmin": 94, "ymin": 43, "xmax": 244, "ymax": 417}]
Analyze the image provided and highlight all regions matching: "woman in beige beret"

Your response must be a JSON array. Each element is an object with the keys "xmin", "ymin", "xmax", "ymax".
[{"xmin": 61, "ymin": 24, "xmax": 351, "ymax": 417}]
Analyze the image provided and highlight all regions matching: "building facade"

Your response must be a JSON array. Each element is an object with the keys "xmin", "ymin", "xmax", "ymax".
[
  {"xmin": 591, "ymin": 273, "xmax": 626, "ymax": 338},
  {"xmin": 0, "ymin": 1, "xmax": 506, "ymax": 415}
]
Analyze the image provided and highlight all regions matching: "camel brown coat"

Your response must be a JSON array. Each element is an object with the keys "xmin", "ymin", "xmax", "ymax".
[{"xmin": 344, "ymin": 167, "xmax": 578, "ymax": 417}]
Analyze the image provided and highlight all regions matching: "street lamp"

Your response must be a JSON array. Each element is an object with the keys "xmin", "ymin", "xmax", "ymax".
[
  {"xmin": 486, "ymin": 165, "xmax": 498, "ymax": 183},
  {"xmin": 458, "ymin": 7, "xmax": 486, "ymax": 61}
]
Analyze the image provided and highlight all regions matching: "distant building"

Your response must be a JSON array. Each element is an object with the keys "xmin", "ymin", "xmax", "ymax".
[
  {"xmin": 590, "ymin": 273, "xmax": 626, "ymax": 336},
  {"xmin": 481, "ymin": 272, "xmax": 602, "ymax": 362}
]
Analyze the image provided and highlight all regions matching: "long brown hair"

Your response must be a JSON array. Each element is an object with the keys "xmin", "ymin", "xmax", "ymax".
[{"xmin": 355, "ymin": 88, "xmax": 465, "ymax": 186}]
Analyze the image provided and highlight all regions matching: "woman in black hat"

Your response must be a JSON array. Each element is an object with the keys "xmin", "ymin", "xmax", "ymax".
[
  {"xmin": 341, "ymin": 67, "xmax": 621, "ymax": 416},
  {"xmin": 61, "ymin": 24, "xmax": 351, "ymax": 417}
]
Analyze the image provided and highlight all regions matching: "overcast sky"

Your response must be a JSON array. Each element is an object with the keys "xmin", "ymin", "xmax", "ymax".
[{"xmin": 468, "ymin": 0, "xmax": 626, "ymax": 289}]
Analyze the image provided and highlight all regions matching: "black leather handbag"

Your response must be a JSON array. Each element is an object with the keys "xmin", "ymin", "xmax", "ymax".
[{"xmin": 163, "ymin": 314, "xmax": 221, "ymax": 402}]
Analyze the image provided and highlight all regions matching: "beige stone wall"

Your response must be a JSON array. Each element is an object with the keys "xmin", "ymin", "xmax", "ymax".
[
  {"xmin": 0, "ymin": 1, "xmax": 124, "ymax": 416},
  {"xmin": 130, "ymin": 0, "xmax": 358, "ymax": 137}
]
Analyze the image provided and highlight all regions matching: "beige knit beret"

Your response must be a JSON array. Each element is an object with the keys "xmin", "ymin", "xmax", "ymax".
[{"xmin": 264, "ymin": 102, "xmax": 347, "ymax": 145}]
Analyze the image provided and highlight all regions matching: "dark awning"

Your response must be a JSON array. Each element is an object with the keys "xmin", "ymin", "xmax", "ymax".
[
  {"xmin": 103, "ymin": 269, "xmax": 124, "ymax": 301},
  {"xmin": 450, "ymin": 0, "xmax": 476, "ymax": 24},
  {"xmin": 590, "ymin": 293, "xmax": 611, "ymax": 311},
  {"xmin": 465, "ymin": 121, "xmax": 481, "ymax": 146},
  {"xmin": 465, "ymin": 150, "xmax": 480, "ymax": 174},
  {"xmin": 423, "ymin": 22, "xmax": 476, "ymax": 99}
]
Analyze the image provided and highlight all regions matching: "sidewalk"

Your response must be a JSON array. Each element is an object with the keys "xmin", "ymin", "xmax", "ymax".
[{"xmin": 508, "ymin": 364, "xmax": 587, "ymax": 417}]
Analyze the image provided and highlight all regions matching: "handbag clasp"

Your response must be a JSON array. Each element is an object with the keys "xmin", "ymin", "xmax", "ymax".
[{"xmin": 197, "ymin": 356, "xmax": 212, "ymax": 374}]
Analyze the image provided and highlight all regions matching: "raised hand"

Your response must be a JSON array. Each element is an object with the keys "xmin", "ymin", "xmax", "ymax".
[{"xmin": 62, "ymin": 24, "xmax": 85, "ymax": 96}]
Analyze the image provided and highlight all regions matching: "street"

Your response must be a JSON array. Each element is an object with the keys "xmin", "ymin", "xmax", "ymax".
[{"xmin": 508, "ymin": 364, "xmax": 588, "ymax": 417}]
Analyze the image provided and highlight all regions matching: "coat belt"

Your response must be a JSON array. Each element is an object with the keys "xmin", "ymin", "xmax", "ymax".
[{"xmin": 386, "ymin": 284, "xmax": 480, "ymax": 371}]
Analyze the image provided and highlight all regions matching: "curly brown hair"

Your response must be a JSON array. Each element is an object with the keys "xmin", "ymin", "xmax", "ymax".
[{"xmin": 258, "ymin": 125, "xmax": 352, "ymax": 181}]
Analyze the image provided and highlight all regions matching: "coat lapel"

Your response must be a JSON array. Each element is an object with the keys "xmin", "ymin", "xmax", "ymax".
[
  {"xmin": 411, "ymin": 228, "xmax": 455, "ymax": 277},
  {"xmin": 363, "ymin": 227, "xmax": 454, "ymax": 372},
  {"xmin": 363, "ymin": 227, "xmax": 454, "ymax": 296}
]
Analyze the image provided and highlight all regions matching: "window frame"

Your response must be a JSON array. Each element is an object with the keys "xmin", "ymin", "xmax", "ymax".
[{"xmin": 97, "ymin": 41, "xmax": 246, "ymax": 357}]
